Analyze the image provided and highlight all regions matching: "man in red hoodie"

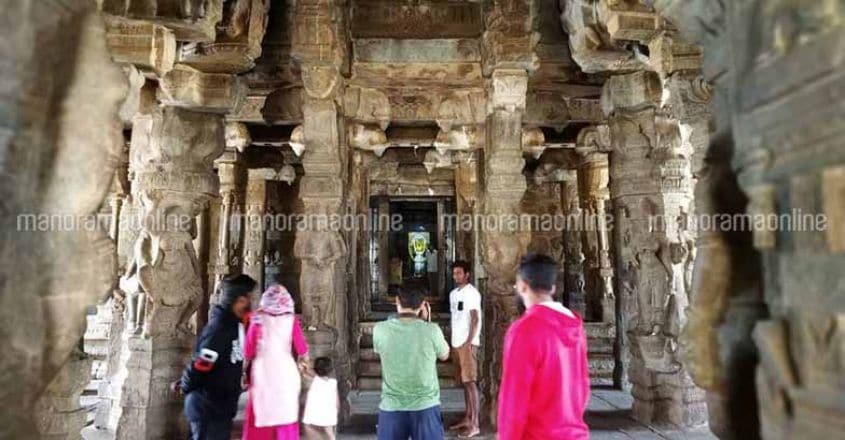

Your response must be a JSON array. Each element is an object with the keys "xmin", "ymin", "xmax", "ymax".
[{"xmin": 497, "ymin": 253, "xmax": 590, "ymax": 439}]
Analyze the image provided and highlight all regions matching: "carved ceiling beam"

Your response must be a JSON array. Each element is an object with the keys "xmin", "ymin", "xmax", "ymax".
[
  {"xmin": 482, "ymin": 0, "xmax": 540, "ymax": 75},
  {"xmin": 104, "ymin": 17, "xmax": 176, "ymax": 77},
  {"xmin": 524, "ymin": 91, "xmax": 604, "ymax": 127},
  {"xmin": 180, "ymin": 0, "xmax": 272, "ymax": 74},
  {"xmin": 158, "ymin": 65, "xmax": 246, "ymax": 113},
  {"xmin": 350, "ymin": 0, "xmax": 483, "ymax": 39},
  {"xmin": 560, "ymin": 0, "xmax": 701, "ymax": 75},
  {"xmin": 99, "ymin": 0, "xmax": 224, "ymax": 42}
]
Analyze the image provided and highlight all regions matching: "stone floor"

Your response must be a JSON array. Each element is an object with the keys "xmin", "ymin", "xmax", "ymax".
[
  {"xmin": 82, "ymin": 387, "xmax": 716, "ymax": 439},
  {"xmin": 337, "ymin": 387, "xmax": 716, "ymax": 439}
]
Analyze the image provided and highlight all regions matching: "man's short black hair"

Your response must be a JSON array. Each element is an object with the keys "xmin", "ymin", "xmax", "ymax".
[
  {"xmin": 219, "ymin": 274, "xmax": 257, "ymax": 309},
  {"xmin": 314, "ymin": 357, "xmax": 333, "ymax": 377},
  {"xmin": 397, "ymin": 288, "xmax": 424, "ymax": 310},
  {"xmin": 517, "ymin": 253, "xmax": 558, "ymax": 292},
  {"xmin": 452, "ymin": 260, "xmax": 471, "ymax": 274}
]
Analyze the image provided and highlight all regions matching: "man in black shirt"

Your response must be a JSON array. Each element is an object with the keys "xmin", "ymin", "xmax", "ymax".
[{"xmin": 178, "ymin": 274, "xmax": 257, "ymax": 440}]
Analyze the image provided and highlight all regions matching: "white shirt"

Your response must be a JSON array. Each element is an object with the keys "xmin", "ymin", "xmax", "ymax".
[
  {"xmin": 450, "ymin": 284, "xmax": 482, "ymax": 347},
  {"xmin": 302, "ymin": 376, "xmax": 338, "ymax": 427}
]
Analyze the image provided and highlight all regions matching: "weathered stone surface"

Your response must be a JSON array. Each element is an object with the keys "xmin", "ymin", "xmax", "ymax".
[
  {"xmin": 0, "ymin": 2, "xmax": 125, "ymax": 437},
  {"xmin": 350, "ymin": 0, "xmax": 483, "ymax": 39},
  {"xmin": 100, "ymin": 0, "xmax": 224, "ymax": 42},
  {"xmin": 113, "ymin": 106, "xmax": 224, "ymax": 439},
  {"xmin": 34, "ymin": 350, "xmax": 94, "ymax": 440},
  {"xmin": 604, "ymin": 70, "xmax": 705, "ymax": 429},
  {"xmin": 105, "ymin": 17, "xmax": 176, "ymax": 76},
  {"xmin": 480, "ymin": 68, "xmax": 531, "ymax": 427},
  {"xmin": 158, "ymin": 65, "xmax": 246, "ymax": 113},
  {"xmin": 180, "ymin": 0, "xmax": 271, "ymax": 74}
]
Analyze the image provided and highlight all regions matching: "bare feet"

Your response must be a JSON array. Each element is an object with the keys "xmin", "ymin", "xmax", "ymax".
[
  {"xmin": 449, "ymin": 420, "xmax": 470, "ymax": 431},
  {"xmin": 459, "ymin": 426, "xmax": 481, "ymax": 438}
]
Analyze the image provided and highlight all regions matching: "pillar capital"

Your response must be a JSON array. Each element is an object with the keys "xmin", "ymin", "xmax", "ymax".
[
  {"xmin": 601, "ymin": 71, "xmax": 662, "ymax": 116},
  {"xmin": 490, "ymin": 69, "xmax": 529, "ymax": 113}
]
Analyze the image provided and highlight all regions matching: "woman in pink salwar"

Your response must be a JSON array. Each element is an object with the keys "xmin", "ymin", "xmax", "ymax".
[{"xmin": 243, "ymin": 285, "xmax": 309, "ymax": 440}]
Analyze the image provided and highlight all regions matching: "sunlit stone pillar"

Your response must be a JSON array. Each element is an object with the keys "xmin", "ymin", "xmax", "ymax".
[
  {"xmin": 603, "ymin": 71, "xmax": 705, "ymax": 428},
  {"xmin": 576, "ymin": 125, "xmax": 615, "ymax": 323}
]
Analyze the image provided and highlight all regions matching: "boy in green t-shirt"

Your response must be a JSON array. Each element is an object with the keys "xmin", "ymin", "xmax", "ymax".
[{"xmin": 373, "ymin": 289, "xmax": 450, "ymax": 439}]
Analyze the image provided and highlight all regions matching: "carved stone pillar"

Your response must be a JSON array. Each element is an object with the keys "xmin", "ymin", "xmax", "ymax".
[
  {"xmin": 603, "ymin": 71, "xmax": 706, "ymax": 428},
  {"xmin": 243, "ymin": 169, "xmax": 268, "ymax": 293},
  {"xmin": 0, "ymin": 3, "xmax": 125, "ymax": 437},
  {"xmin": 291, "ymin": 0, "xmax": 352, "ymax": 420},
  {"xmin": 560, "ymin": 170, "xmax": 587, "ymax": 317},
  {"xmin": 210, "ymin": 148, "xmax": 242, "ymax": 305},
  {"xmin": 480, "ymin": 68, "xmax": 531, "ymax": 426},
  {"xmin": 113, "ymin": 106, "xmax": 224, "ymax": 439},
  {"xmin": 576, "ymin": 125, "xmax": 615, "ymax": 323},
  {"xmin": 455, "ymin": 152, "xmax": 480, "ymax": 262}
]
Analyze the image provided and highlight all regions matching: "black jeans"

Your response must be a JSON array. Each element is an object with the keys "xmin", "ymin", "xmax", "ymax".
[
  {"xmin": 185, "ymin": 391, "xmax": 236, "ymax": 440},
  {"xmin": 188, "ymin": 418, "xmax": 233, "ymax": 440}
]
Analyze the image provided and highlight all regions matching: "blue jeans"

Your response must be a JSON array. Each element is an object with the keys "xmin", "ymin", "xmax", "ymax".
[{"xmin": 377, "ymin": 405, "xmax": 444, "ymax": 440}]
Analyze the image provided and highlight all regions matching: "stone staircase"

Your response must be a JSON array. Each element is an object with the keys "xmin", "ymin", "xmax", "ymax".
[
  {"xmin": 355, "ymin": 318, "xmax": 616, "ymax": 389},
  {"xmin": 585, "ymin": 322, "xmax": 616, "ymax": 387}
]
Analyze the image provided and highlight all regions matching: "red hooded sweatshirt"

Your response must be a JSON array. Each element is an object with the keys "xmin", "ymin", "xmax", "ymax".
[{"xmin": 497, "ymin": 302, "xmax": 590, "ymax": 440}]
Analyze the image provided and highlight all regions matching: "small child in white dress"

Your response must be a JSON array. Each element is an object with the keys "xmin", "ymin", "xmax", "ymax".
[{"xmin": 302, "ymin": 357, "xmax": 339, "ymax": 440}]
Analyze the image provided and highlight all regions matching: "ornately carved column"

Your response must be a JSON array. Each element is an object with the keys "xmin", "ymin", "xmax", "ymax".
[
  {"xmin": 114, "ymin": 106, "xmax": 225, "ymax": 439},
  {"xmin": 290, "ymin": 0, "xmax": 351, "ymax": 419},
  {"xmin": 243, "ymin": 169, "xmax": 268, "ymax": 292},
  {"xmin": 603, "ymin": 71, "xmax": 706, "ymax": 428},
  {"xmin": 210, "ymin": 145, "xmax": 243, "ymax": 306},
  {"xmin": 560, "ymin": 170, "xmax": 587, "ymax": 317},
  {"xmin": 480, "ymin": 69, "xmax": 531, "ymax": 426},
  {"xmin": 576, "ymin": 125, "xmax": 615, "ymax": 323}
]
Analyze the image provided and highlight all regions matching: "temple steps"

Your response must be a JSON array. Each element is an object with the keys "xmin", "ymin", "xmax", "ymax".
[
  {"xmin": 585, "ymin": 322, "xmax": 616, "ymax": 386},
  {"xmin": 355, "ymin": 320, "xmax": 617, "ymax": 389}
]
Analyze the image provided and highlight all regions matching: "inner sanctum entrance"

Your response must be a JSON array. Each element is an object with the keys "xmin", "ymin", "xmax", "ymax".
[{"xmin": 369, "ymin": 196, "xmax": 456, "ymax": 313}]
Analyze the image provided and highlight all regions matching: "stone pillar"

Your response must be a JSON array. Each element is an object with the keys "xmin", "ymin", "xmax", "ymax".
[
  {"xmin": 113, "ymin": 106, "xmax": 225, "ymax": 439},
  {"xmin": 560, "ymin": 170, "xmax": 586, "ymax": 316},
  {"xmin": 0, "ymin": 3, "xmax": 126, "ymax": 437},
  {"xmin": 210, "ymin": 148, "xmax": 242, "ymax": 305},
  {"xmin": 576, "ymin": 126, "xmax": 615, "ymax": 323},
  {"xmin": 243, "ymin": 170, "xmax": 268, "ymax": 293},
  {"xmin": 603, "ymin": 71, "xmax": 706, "ymax": 428},
  {"xmin": 480, "ymin": 68, "xmax": 531, "ymax": 426},
  {"xmin": 290, "ymin": 0, "xmax": 352, "ymax": 420},
  {"xmin": 455, "ymin": 152, "xmax": 480, "ymax": 262}
]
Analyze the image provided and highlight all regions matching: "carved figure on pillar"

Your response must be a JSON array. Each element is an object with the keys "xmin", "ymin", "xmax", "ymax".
[
  {"xmin": 602, "ymin": 71, "xmax": 706, "ymax": 428},
  {"xmin": 114, "ymin": 106, "xmax": 224, "ymax": 439}
]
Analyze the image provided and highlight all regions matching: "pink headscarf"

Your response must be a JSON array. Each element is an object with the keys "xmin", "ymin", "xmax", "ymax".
[{"xmin": 259, "ymin": 284, "xmax": 295, "ymax": 316}]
